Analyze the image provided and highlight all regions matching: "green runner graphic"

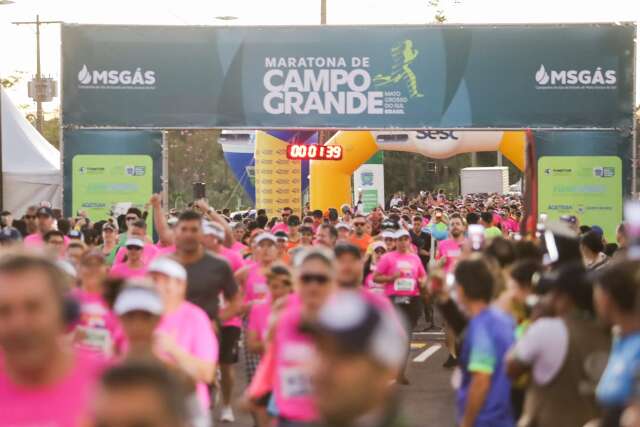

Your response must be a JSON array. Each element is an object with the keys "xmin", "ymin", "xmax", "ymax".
[{"xmin": 373, "ymin": 40, "xmax": 424, "ymax": 98}]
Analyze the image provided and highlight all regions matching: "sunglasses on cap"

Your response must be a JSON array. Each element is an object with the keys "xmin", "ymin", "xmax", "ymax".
[{"xmin": 300, "ymin": 273, "xmax": 330, "ymax": 285}]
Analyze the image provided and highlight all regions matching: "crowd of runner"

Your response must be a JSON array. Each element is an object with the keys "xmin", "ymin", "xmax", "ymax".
[{"xmin": 0, "ymin": 190, "xmax": 639, "ymax": 427}]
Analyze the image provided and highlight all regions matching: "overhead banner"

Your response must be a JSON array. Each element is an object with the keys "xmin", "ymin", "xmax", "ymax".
[
  {"xmin": 63, "ymin": 130, "xmax": 163, "ymax": 223},
  {"xmin": 62, "ymin": 23, "xmax": 635, "ymax": 129}
]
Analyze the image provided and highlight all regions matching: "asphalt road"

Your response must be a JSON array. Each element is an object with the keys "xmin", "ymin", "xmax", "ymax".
[{"xmin": 212, "ymin": 330, "xmax": 457, "ymax": 427}]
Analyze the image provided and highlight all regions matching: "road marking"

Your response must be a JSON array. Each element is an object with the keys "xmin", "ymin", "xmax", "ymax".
[
  {"xmin": 413, "ymin": 344, "xmax": 442, "ymax": 363},
  {"xmin": 411, "ymin": 342, "xmax": 427, "ymax": 350},
  {"xmin": 413, "ymin": 332, "xmax": 445, "ymax": 336}
]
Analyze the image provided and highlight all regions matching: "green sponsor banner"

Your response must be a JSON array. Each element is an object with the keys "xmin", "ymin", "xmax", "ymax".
[
  {"xmin": 63, "ymin": 130, "xmax": 163, "ymax": 233},
  {"xmin": 538, "ymin": 156, "xmax": 622, "ymax": 240},
  {"xmin": 62, "ymin": 24, "xmax": 635, "ymax": 129},
  {"xmin": 72, "ymin": 155, "xmax": 153, "ymax": 229}
]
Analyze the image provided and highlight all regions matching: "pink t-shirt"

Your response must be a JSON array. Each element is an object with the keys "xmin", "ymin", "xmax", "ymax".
[
  {"xmin": 248, "ymin": 300, "xmax": 271, "ymax": 341},
  {"xmin": 24, "ymin": 233, "xmax": 70, "ymax": 248},
  {"xmin": 231, "ymin": 241, "xmax": 247, "ymax": 254},
  {"xmin": 109, "ymin": 263, "xmax": 147, "ymax": 279},
  {"xmin": 273, "ymin": 302, "xmax": 318, "ymax": 422},
  {"xmin": 502, "ymin": 217, "xmax": 520, "ymax": 234},
  {"xmin": 364, "ymin": 271, "xmax": 386, "ymax": 296},
  {"xmin": 155, "ymin": 244, "xmax": 176, "ymax": 256},
  {"xmin": 157, "ymin": 301, "xmax": 218, "ymax": 409},
  {"xmin": 218, "ymin": 246, "xmax": 244, "ymax": 273},
  {"xmin": 72, "ymin": 289, "xmax": 123, "ymax": 357},
  {"xmin": 270, "ymin": 223, "xmax": 289, "ymax": 234},
  {"xmin": 113, "ymin": 243, "xmax": 159, "ymax": 266},
  {"xmin": 0, "ymin": 350, "xmax": 106, "ymax": 427},
  {"xmin": 244, "ymin": 264, "xmax": 269, "ymax": 305},
  {"xmin": 374, "ymin": 251, "xmax": 426, "ymax": 297},
  {"xmin": 437, "ymin": 238, "xmax": 463, "ymax": 274}
]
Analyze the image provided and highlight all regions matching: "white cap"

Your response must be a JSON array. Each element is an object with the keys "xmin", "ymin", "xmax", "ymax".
[
  {"xmin": 56, "ymin": 260, "xmax": 77, "ymax": 278},
  {"xmin": 148, "ymin": 257, "xmax": 187, "ymax": 281},
  {"xmin": 203, "ymin": 222, "xmax": 225, "ymax": 240},
  {"xmin": 371, "ymin": 241, "xmax": 387, "ymax": 251},
  {"xmin": 255, "ymin": 233, "xmax": 277, "ymax": 245},
  {"xmin": 125, "ymin": 237, "xmax": 145, "ymax": 248},
  {"xmin": 167, "ymin": 217, "xmax": 178, "ymax": 226},
  {"xmin": 335, "ymin": 222, "xmax": 351, "ymax": 231},
  {"xmin": 381, "ymin": 230, "xmax": 397, "ymax": 239},
  {"xmin": 394, "ymin": 229, "xmax": 410, "ymax": 239},
  {"xmin": 114, "ymin": 285, "xmax": 164, "ymax": 316}
]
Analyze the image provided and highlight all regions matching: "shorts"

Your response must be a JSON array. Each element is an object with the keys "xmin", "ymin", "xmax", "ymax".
[
  {"xmin": 389, "ymin": 295, "xmax": 421, "ymax": 331},
  {"xmin": 219, "ymin": 326, "xmax": 241, "ymax": 364}
]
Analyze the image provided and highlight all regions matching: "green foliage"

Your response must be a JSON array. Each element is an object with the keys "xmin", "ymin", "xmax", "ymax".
[
  {"xmin": 166, "ymin": 129, "xmax": 251, "ymax": 211},
  {"xmin": 0, "ymin": 71, "xmax": 25, "ymax": 88}
]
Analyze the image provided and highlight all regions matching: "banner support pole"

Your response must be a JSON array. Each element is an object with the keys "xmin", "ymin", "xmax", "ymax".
[{"xmin": 162, "ymin": 131, "xmax": 169, "ymax": 209}]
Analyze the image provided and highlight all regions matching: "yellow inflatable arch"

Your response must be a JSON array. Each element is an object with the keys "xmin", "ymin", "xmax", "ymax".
[{"xmin": 309, "ymin": 130, "xmax": 526, "ymax": 212}]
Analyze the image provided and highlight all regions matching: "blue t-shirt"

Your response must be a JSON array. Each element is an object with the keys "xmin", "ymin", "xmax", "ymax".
[
  {"xmin": 457, "ymin": 307, "xmax": 515, "ymax": 427},
  {"xmin": 597, "ymin": 332, "xmax": 640, "ymax": 407}
]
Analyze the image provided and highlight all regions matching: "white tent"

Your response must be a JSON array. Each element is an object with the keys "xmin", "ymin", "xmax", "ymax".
[{"xmin": 0, "ymin": 88, "xmax": 61, "ymax": 215}]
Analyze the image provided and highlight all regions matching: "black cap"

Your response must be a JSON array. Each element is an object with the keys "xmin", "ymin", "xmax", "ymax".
[
  {"xmin": 36, "ymin": 207, "xmax": 54, "ymax": 217},
  {"xmin": 334, "ymin": 243, "xmax": 362, "ymax": 260}
]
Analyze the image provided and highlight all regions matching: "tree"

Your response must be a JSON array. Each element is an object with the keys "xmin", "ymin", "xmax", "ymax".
[
  {"xmin": 167, "ymin": 129, "xmax": 251, "ymax": 211},
  {"xmin": 0, "ymin": 71, "xmax": 25, "ymax": 89}
]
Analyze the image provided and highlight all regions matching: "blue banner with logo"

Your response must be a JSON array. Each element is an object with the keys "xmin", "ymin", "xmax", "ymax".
[{"xmin": 61, "ymin": 24, "xmax": 635, "ymax": 130}]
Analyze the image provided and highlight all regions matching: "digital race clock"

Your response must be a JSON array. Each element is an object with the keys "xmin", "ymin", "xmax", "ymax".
[{"xmin": 286, "ymin": 144, "xmax": 343, "ymax": 160}]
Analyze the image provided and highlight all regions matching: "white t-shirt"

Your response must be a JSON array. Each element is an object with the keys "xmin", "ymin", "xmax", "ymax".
[{"xmin": 514, "ymin": 317, "xmax": 568, "ymax": 385}]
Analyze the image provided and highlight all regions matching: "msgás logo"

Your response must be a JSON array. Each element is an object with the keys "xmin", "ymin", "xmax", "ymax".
[
  {"xmin": 535, "ymin": 64, "xmax": 616, "ymax": 90},
  {"xmin": 78, "ymin": 64, "xmax": 156, "ymax": 89}
]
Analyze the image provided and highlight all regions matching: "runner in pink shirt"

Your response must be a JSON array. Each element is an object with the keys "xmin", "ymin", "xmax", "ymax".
[
  {"xmin": 373, "ymin": 229, "xmax": 426, "ymax": 384},
  {"xmin": 272, "ymin": 248, "xmax": 337, "ymax": 426},
  {"xmin": 73, "ymin": 250, "xmax": 123, "ymax": 357},
  {"xmin": 436, "ymin": 214, "xmax": 467, "ymax": 274},
  {"xmin": 0, "ymin": 253, "xmax": 106, "ymax": 425},
  {"xmin": 110, "ymin": 238, "xmax": 148, "ymax": 279},
  {"xmin": 24, "ymin": 207, "xmax": 70, "ymax": 249},
  {"xmin": 364, "ymin": 242, "xmax": 388, "ymax": 296},
  {"xmin": 232, "ymin": 232, "xmax": 279, "ymax": 422},
  {"xmin": 147, "ymin": 257, "xmax": 218, "ymax": 411}
]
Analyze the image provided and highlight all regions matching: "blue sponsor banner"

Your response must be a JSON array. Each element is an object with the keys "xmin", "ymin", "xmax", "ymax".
[{"xmin": 62, "ymin": 23, "xmax": 635, "ymax": 130}]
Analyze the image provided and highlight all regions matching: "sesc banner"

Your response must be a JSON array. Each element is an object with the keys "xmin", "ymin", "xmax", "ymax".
[{"xmin": 61, "ymin": 23, "xmax": 635, "ymax": 130}]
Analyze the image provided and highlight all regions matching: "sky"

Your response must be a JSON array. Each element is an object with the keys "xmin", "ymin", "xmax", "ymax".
[{"xmin": 1, "ymin": 0, "xmax": 638, "ymax": 111}]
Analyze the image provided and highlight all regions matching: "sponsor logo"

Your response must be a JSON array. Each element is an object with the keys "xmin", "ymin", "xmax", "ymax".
[
  {"xmin": 275, "ymin": 169, "xmax": 289, "ymax": 175},
  {"xmin": 78, "ymin": 166, "xmax": 105, "ymax": 175},
  {"xmin": 276, "ymin": 179, "xmax": 290, "ymax": 185},
  {"xmin": 125, "ymin": 166, "xmax": 146, "ymax": 177},
  {"xmin": 415, "ymin": 130, "xmax": 459, "ymax": 141},
  {"xmin": 262, "ymin": 39, "xmax": 421, "ymax": 116},
  {"xmin": 534, "ymin": 64, "xmax": 616, "ymax": 90},
  {"xmin": 78, "ymin": 64, "xmax": 156, "ymax": 90},
  {"xmin": 544, "ymin": 168, "xmax": 572, "ymax": 176},
  {"xmin": 593, "ymin": 167, "xmax": 615, "ymax": 178}
]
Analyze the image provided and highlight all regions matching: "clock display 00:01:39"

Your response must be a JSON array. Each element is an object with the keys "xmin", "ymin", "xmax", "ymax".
[{"xmin": 286, "ymin": 144, "xmax": 343, "ymax": 160}]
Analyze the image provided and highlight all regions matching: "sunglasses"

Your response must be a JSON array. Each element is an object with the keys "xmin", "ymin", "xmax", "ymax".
[
  {"xmin": 126, "ymin": 245, "xmax": 143, "ymax": 251},
  {"xmin": 374, "ymin": 248, "xmax": 387, "ymax": 254},
  {"xmin": 126, "ymin": 216, "xmax": 138, "ymax": 221},
  {"xmin": 300, "ymin": 273, "xmax": 330, "ymax": 285},
  {"xmin": 353, "ymin": 222, "xmax": 366, "ymax": 227},
  {"xmin": 24, "ymin": 215, "xmax": 36, "ymax": 220}
]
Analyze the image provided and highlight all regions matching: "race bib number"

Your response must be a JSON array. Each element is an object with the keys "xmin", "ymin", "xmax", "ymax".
[
  {"xmin": 394, "ymin": 278, "xmax": 416, "ymax": 293},
  {"xmin": 79, "ymin": 326, "xmax": 112, "ymax": 354},
  {"xmin": 280, "ymin": 367, "xmax": 312, "ymax": 398}
]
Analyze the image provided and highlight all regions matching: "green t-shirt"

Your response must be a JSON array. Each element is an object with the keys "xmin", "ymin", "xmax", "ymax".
[{"xmin": 484, "ymin": 226, "xmax": 503, "ymax": 240}]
